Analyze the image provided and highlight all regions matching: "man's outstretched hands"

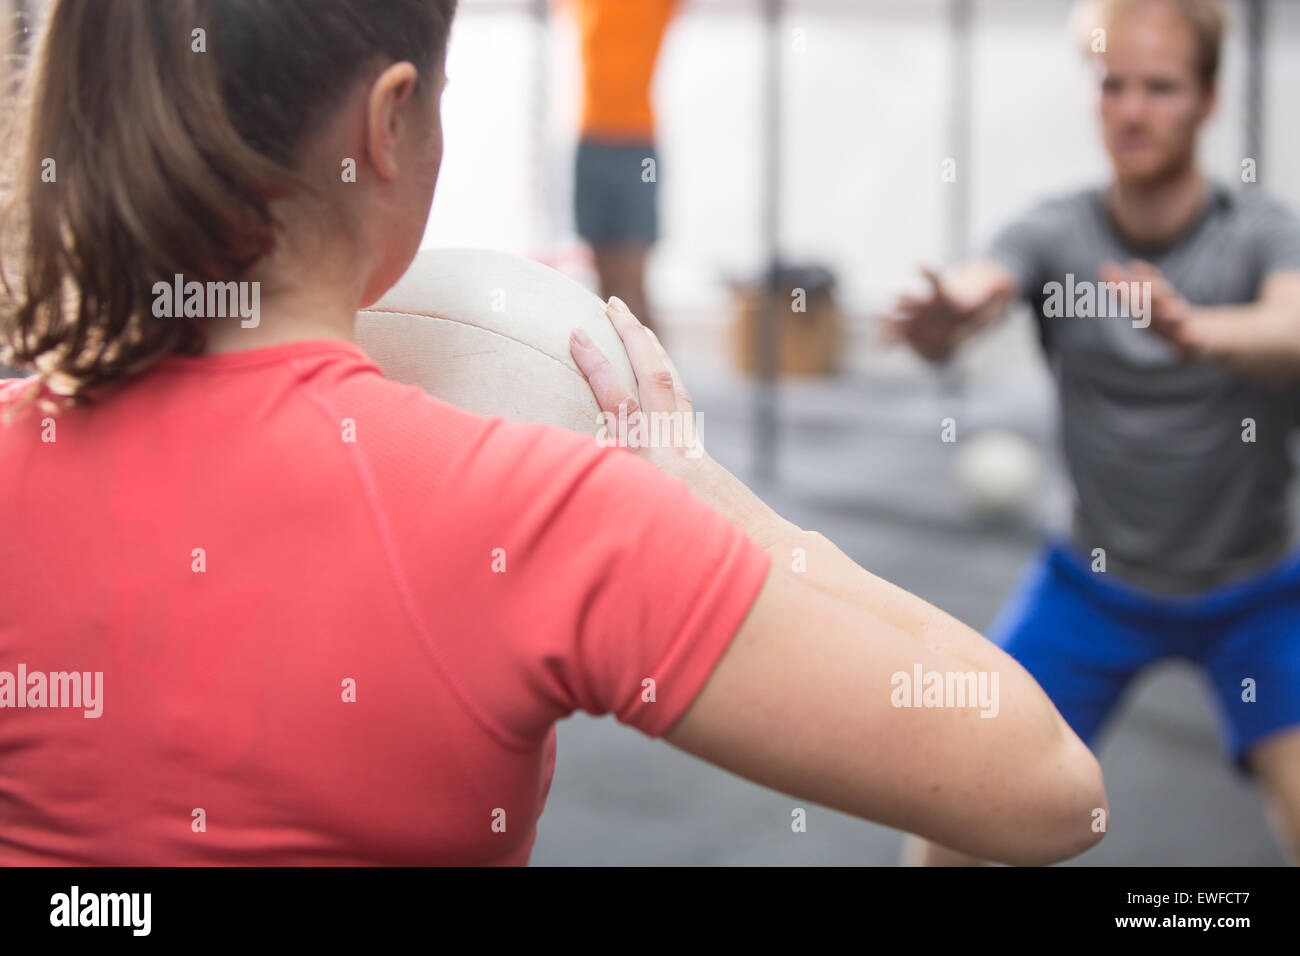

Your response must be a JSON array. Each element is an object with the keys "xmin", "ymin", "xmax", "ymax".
[
  {"xmin": 1106, "ymin": 259, "xmax": 1300, "ymax": 385},
  {"xmin": 1099, "ymin": 259, "xmax": 1192, "ymax": 342},
  {"xmin": 880, "ymin": 268, "xmax": 973, "ymax": 363},
  {"xmin": 880, "ymin": 263, "xmax": 1017, "ymax": 363}
]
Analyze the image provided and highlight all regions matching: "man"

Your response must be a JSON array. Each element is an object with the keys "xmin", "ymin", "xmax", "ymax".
[
  {"xmin": 569, "ymin": 0, "xmax": 678, "ymax": 333},
  {"xmin": 885, "ymin": 0, "xmax": 1300, "ymax": 865}
]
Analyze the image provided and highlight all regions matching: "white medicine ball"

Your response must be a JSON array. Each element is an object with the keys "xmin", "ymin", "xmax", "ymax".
[
  {"xmin": 952, "ymin": 428, "xmax": 1043, "ymax": 519},
  {"xmin": 356, "ymin": 247, "xmax": 638, "ymax": 434}
]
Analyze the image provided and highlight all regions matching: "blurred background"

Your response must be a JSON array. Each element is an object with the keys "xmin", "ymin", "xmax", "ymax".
[
  {"xmin": 6, "ymin": 0, "xmax": 1296, "ymax": 864},
  {"xmin": 428, "ymin": 0, "xmax": 1299, "ymax": 866}
]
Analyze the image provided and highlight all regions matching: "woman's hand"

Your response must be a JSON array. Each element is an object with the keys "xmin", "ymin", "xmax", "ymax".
[
  {"xmin": 569, "ymin": 295, "xmax": 707, "ymax": 482},
  {"xmin": 569, "ymin": 296, "xmax": 793, "ymax": 548}
]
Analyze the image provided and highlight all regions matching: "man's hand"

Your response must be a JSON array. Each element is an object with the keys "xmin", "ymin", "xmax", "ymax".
[
  {"xmin": 1105, "ymin": 260, "xmax": 1300, "ymax": 386},
  {"xmin": 1099, "ymin": 259, "xmax": 1194, "ymax": 341},
  {"xmin": 880, "ymin": 262, "xmax": 1018, "ymax": 363}
]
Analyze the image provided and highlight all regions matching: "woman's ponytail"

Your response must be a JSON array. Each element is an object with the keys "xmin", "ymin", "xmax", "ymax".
[{"xmin": 0, "ymin": 0, "xmax": 456, "ymax": 406}]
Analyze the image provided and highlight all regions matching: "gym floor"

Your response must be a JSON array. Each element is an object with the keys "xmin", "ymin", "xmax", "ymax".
[{"xmin": 531, "ymin": 312, "xmax": 1294, "ymax": 866}]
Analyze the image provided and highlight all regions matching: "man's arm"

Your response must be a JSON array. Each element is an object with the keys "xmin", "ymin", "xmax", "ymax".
[{"xmin": 1107, "ymin": 262, "xmax": 1300, "ymax": 386}]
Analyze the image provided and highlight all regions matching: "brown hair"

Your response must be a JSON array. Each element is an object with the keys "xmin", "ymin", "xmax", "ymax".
[
  {"xmin": 0, "ymin": 0, "xmax": 457, "ymax": 407},
  {"xmin": 1071, "ymin": 0, "xmax": 1226, "ymax": 88}
]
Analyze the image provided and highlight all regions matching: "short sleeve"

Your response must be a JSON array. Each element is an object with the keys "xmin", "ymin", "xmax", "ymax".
[
  {"xmin": 432, "ymin": 417, "xmax": 773, "ymax": 743},
  {"xmin": 983, "ymin": 203, "xmax": 1056, "ymax": 301},
  {"xmin": 1248, "ymin": 198, "xmax": 1300, "ymax": 278}
]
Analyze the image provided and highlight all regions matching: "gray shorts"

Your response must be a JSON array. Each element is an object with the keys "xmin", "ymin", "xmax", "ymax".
[{"xmin": 574, "ymin": 139, "xmax": 659, "ymax": 245}]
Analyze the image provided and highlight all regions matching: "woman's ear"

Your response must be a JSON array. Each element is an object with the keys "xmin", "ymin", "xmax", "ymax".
[{"xmin": 366, "ymin": 62, "xmax": 421, "ymax": 180}]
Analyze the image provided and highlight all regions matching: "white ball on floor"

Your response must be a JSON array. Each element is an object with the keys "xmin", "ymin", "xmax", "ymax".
[
  {"xmin": 356, "ymin": 247, "xmax": 638, "ymax": 435},
  {"xmin": 952, "ymin": 429, "xmax": 1043, "ymax": 519}
]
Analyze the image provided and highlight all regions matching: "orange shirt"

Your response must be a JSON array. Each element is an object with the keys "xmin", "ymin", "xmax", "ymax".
[
  {"xmin": 574, "ymin": 0, "xmax": 678, "ymax": 140},
  {"xmin": 0, "ymin": 340, "xmax": 770, "ymax": 864}
]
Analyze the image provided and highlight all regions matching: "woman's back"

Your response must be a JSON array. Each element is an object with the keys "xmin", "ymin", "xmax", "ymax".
[{"xmin": 0, "ymin": 340, "xmax": 770, "ymax": 864}]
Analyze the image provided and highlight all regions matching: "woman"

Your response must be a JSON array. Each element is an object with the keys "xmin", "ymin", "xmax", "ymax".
[
  {"xmin": 0, "ymin": 0, "xmax": 1104, "ymax": 866},
  {"xmin": 568, "ymin": 0, "xmax": 678, "ymax": 333}
]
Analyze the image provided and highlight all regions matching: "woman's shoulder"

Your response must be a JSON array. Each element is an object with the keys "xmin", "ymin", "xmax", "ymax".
[{"xmin": 334, "ymin": 365, "xmax": 653, "ymax": 502}]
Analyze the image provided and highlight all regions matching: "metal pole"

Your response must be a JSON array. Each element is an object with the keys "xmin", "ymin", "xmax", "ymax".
[
  {"xmin": 530, "ymin": 0, "xmax": 552, "ymax": 249},
  {"xmin": 946, "ymin": 0, "xmax": 972, "ymax": 267},
  {"xmin": 12, "ymin": 0, "xmax": 30, "ymax": 69},
  {"xmin": 1244, "ymin": 0, "xmax": 1265, "ymax": 185},
  {"xmin": 939, "ymin": 0, "xmax": 973, "ymax": 400},
  {"xmin": 754, "ymin": 0, "xmax": 782, "ymax": 486},
  {"xmin": 14, "ymin": 0, "xmax": 28, "ymax": 46}
]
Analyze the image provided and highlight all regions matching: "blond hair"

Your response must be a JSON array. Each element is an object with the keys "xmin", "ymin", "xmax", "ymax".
[{"xmin": 1070, "ymin": 0, "xmax": 1226, "ymax": 87}]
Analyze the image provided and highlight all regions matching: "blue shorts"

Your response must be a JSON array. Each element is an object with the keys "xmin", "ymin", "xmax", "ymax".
[
  {"xmin": 574, "ymin": 139, "xmax": 659, "ymax": 245},
  {"xmin": 988, "ymin": 540, "xmax": 1300, "ymax": 775}
]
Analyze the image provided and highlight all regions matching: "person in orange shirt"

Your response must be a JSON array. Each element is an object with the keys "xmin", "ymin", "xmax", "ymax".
[{"xmin": 570, "ymin": 0, "xmax": 678, "ymax": 333}]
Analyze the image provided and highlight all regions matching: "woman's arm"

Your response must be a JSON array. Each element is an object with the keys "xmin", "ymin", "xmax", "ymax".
[{"xmin": 570, "ymin": 297, "xmax": 1107, "ymax": 866}]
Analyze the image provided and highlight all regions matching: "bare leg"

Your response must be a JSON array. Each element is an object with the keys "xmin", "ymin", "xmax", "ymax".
[
  {"xmin": 1247, "ymin": 727, "xmax": 1300, "ymax": 864},
  {"xmin": 591, "ymin": 243, "xmax": 653, "ymax": 334}
]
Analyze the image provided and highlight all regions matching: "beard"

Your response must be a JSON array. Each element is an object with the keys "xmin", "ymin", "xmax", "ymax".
[{"xmin": 1109, "ymin": 138, "xmax": 1196, "ymax": 187}]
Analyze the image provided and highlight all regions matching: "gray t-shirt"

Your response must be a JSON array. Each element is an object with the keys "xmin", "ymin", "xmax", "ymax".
[{"xmin": 986, "ymin": 182, "xmax": 1300, "ymax": 596}]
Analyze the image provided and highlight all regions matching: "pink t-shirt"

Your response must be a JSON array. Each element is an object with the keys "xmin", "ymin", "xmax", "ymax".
[{"xmin": 0, "ymin": 340, "xmax": 771, "ymax": 865}]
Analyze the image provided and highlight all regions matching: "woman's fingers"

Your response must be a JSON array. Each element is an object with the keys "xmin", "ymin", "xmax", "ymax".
[
  {"xmin": 569, "ymin": 297, "xmax": 706, "ymax": 459},
  {"xmin": 569, "ymin": 328, "xmax": 641, "ymax": 424},
  {"xmin": 644, "ymin": 324, "xmax": 693, "ymax": 416},
  {"xmin": 604, "ymin": 296, "xmax": 678, "ymax": 416},
  {"xmin": 642, "ymin": 323, "xmax": 706, "ymax": 458}
]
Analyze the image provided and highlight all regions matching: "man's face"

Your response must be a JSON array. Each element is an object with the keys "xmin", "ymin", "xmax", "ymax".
[{"xmin": 1094, "ymin": 2, "xmax": 1215, "ymax": 184}]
